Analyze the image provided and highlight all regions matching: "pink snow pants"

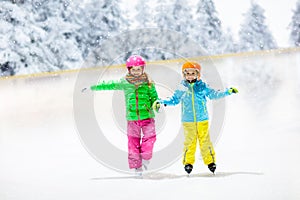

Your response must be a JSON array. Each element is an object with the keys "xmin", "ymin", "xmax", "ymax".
[{"xmin": 127, "ymin": 118, "xmax": 156, "ymax": 169}]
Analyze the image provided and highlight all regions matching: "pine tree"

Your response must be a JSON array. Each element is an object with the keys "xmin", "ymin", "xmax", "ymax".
[
  {"xmin": 223, "ymin": 28, "xmax": 238, "ymax": 53},
  {"xmin": 0, "ymin": 1, "xmax": 57, "ymax": 76},
  {"xmin": 193, "ymin": 0, "xmax": 224, "ymax": 54},
  {"xmin": 172, "ymin": 0, "xmax": 193, "ymax": 35},
  {"xmin": 101, "ymin": 0, "xmax": 128, "ymax": 32},
  {"xmin": 0, "ymin": 1, "xmax": 83, "ymax": 76},
  {"xmin": 152, "ymin": 0, "xmax": 199, "ymax": 60},
  {"xmin": 238, "ymin": 1, "xmax": 277, "ymax": 52},
  {"xmin": 30, "ymin": 0, "xmax": 82, "ymax": 71},
  {"xmin": 132, "ymin": 1, "xmax": 155, "ymax": 59},
  {"xmin": 135, "ymin": 1, "xmax": 155, "ymax": 28},
  {"xmin": 10, "ymin": 0, "xmax": 25, "ymax": 4},
  {"xmin": 154, "ymin": 0, "xmax": 173, "ymax": 30},
  {"xmin": 154, "ymin": 0, "xmax": 178, "ymax": 60},
  {"xmin": 154, "ymin": 0, "xmax": 194, "ymax": 37},
  {"xmin": 289, "ymin": 0, "xmax": 300, "ymax": 46},
  {"xmin": 76, "ymin": 0, "xmax": 127, "ymax": 64}
]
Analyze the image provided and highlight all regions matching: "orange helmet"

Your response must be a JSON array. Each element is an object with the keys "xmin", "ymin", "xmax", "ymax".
[{"xmin": 182, "ymin": 61, "xmax": 201, "ymax": 79}]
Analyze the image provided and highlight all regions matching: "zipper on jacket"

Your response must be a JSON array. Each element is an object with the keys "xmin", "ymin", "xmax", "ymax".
[
  {"xmin": 202, "ymin": 101, "xmax": 207, "ymax": 114},
  {"xmin": 191, "ymin": 84, "xmax": 197, "ymax": 122},
  {"xmin": 135, "ymin": 87, "xmax": 140, "ymax": 120}
]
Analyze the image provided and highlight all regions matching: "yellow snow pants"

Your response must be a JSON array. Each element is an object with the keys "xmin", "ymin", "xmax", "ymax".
[{"xmin": 182, "ymin": 120, "xmax": 215, "ymax": 166}]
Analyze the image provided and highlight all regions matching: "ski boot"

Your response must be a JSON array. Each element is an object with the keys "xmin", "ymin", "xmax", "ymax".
[
  {"xmin": 184, "ymin": 164, "xmax": 193, "ymax": 174},
  {"xmin": 208, "ymin": 163, "xmax": 216, "ymax": 174}
]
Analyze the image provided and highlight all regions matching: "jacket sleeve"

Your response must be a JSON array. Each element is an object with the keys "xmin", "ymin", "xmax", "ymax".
[
  {"xmin": 90, "ymin": 79, "xmax": 124, "ymax": 91},
  {"xmin": 160, "ymin": 82, "xmax": 187, "ymax": 106},
  {"xmin": 204, "ymin": 83, "xmax": 230, "ymax": 100}
]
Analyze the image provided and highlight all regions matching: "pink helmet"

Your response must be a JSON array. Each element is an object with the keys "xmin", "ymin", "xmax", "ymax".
[{"xmin": 126, "ymin": 55, "xmax": 146, "ymax": 70}]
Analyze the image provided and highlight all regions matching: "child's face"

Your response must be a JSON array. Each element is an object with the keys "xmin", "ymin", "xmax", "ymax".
[
  {"xmin": 183, "ymin": 68, "xmax": 199, "ymax": 81},
  {"xmin": 129, "ymin": 66, "xmax": 144, "ymax": 77}
]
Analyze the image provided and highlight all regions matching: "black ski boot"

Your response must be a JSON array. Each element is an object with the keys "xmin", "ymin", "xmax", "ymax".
[
  {"xmin": 208, "ymin": 163, "xmax": 216, "ymax": 173},
  {"xmin": 184, "ymin": 164, "xmax": 193, "ymax": 174}
]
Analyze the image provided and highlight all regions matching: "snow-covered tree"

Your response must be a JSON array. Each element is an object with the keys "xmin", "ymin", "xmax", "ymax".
[
  {"xmin": 193, "ymin": 0, "xmax": 224, "ymax": 54},
  {"xmin": 153, "ymin": 0, "xmax": 178, "ymax": 60},
  {"xmin": 0, "ymin": 1, "xmax": 82, "ymax": 76},
  {"xmin": 12, "ymin": 0, "xmax": 25, "ymax": 3},
  {"xmin": 289, "ymin": 0, "xmax": 300, "ymax": 46},
  {"xmin": 238, "ymin": 2, "xmax": 277, "ymax": 52},
  {"xmin": 172, "ymin": 0, "xmax": 194, "ymax": 35},
  {"xmin": 135, "ymin": 1, "xmax": 155, "ymax": 28},
  {"xmin": 154, "ymin": 0, "xmax": 194, "ymax": 36},
  {"xmin": 75, "ymin": 0, "xmax": 128, "ymax": 64},
  {"xmin": 1, "ymin": 0, "xmax": 24, "ymax": 4},
  {"xmin": 222, "ymin": 28, "xmax": 238, "ymax": 53},
  {"xmin": 71, "ymin": 0, "xmax": 105, "ymax": 59},
  {"xmin": 118, "ymin": 0, "xmax": 132, "ymax": 30},
  {"xmin": 0, "ymin": 2, "xmax": 56, "ymax": 76},
  {"xmin": 151, "ymin": 0, "xmax": 199, "ymax": 60},
  {"xmin": 29, "ymin": 0, "xmax": 82, "ymax": 70},
  {"xmin": 154, "ymin": 0, "xmax": 174, "ymax": 30},
  {"xmin": 130, "ymin": 1, "xmax": 156, "ymax": 59},
  {"xmin": 101, "ymin": 0, "xmax": 128, "ymax": 32}
]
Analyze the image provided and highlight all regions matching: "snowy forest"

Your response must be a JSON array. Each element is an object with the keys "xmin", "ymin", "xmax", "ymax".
[{"xmin": 0, "ymin": 0, "xmax": 300, "ymax": 77}]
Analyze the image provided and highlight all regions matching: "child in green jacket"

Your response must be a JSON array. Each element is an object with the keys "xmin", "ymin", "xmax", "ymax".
[{"xmin": 88, "ymin": 55, "xmax": 159, "ymax": 174}]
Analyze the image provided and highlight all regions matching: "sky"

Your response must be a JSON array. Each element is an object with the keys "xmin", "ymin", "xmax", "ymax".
[{"xmin": 212, "ymin": 0, "xmax": 298, "ymax": 47}]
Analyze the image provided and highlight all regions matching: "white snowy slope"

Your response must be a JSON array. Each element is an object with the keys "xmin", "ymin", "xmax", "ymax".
[{"xmin": 0, "ymin": 50, "xmax": 300, "ymax": 200}]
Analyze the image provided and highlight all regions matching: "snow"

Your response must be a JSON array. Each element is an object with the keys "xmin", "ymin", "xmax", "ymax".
[{"xmin": 1, "ymin": 50, "xmax": 300, "ymax": 199}]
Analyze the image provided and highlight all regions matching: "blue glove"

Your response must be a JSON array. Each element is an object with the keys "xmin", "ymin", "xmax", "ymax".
[
  {"xmin": 228, "ymin": 87, "xmax": 238, "ymax": 94},
  {"xmin": 152, "ymin": 100, "xmax": 161, "ymax": 112}
]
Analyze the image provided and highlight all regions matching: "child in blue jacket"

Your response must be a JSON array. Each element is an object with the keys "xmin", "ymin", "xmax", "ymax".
[{"xmin": 156, "ymin": 62, "xmax": 238, "ymax": 174}]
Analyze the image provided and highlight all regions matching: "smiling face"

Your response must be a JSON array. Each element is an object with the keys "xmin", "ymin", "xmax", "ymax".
[
  {"xmin": 129, "ymin": 66, "xmax": 144, "ymax": 77},
  {"xmin": 183, "ymin": 68, "xmax": 199, "ymax": 82}
]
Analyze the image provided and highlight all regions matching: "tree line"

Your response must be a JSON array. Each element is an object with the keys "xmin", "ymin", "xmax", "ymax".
[{"xmin": 0, "ymin": 0, "xmax": 299, "ymax": 76}]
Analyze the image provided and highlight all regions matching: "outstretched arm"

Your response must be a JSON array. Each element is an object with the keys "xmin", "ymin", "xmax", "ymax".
[
  {"xmin": 90, "ymin": 79, "xmax": 124, "ymax": 91},
  {"xmin": 205, "ymin": 84, "xmax": 238, "ymax": 100},
  {"xmin": 160, "ymin": 83, "xmax": 187, "ymax": 106}
]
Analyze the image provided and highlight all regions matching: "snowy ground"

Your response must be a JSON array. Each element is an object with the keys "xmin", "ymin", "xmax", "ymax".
[{"xmin": 1, "ymin": 50, "xmax": 300, "ymax": 200}]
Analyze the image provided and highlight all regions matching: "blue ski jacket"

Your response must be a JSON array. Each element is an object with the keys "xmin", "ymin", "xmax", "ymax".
[{"xmin": 161, "ymin": 80, "xmax": 231, "ymax": 122}]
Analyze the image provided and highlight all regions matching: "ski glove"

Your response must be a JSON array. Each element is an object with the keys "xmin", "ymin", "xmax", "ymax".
[
  {"xmin": 152, "ymin": 100, "xmax": 161, "ymax": 112},
  {"xmin": 228, "ymin": 87, "xmax": 238, "ymax": 94}
]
